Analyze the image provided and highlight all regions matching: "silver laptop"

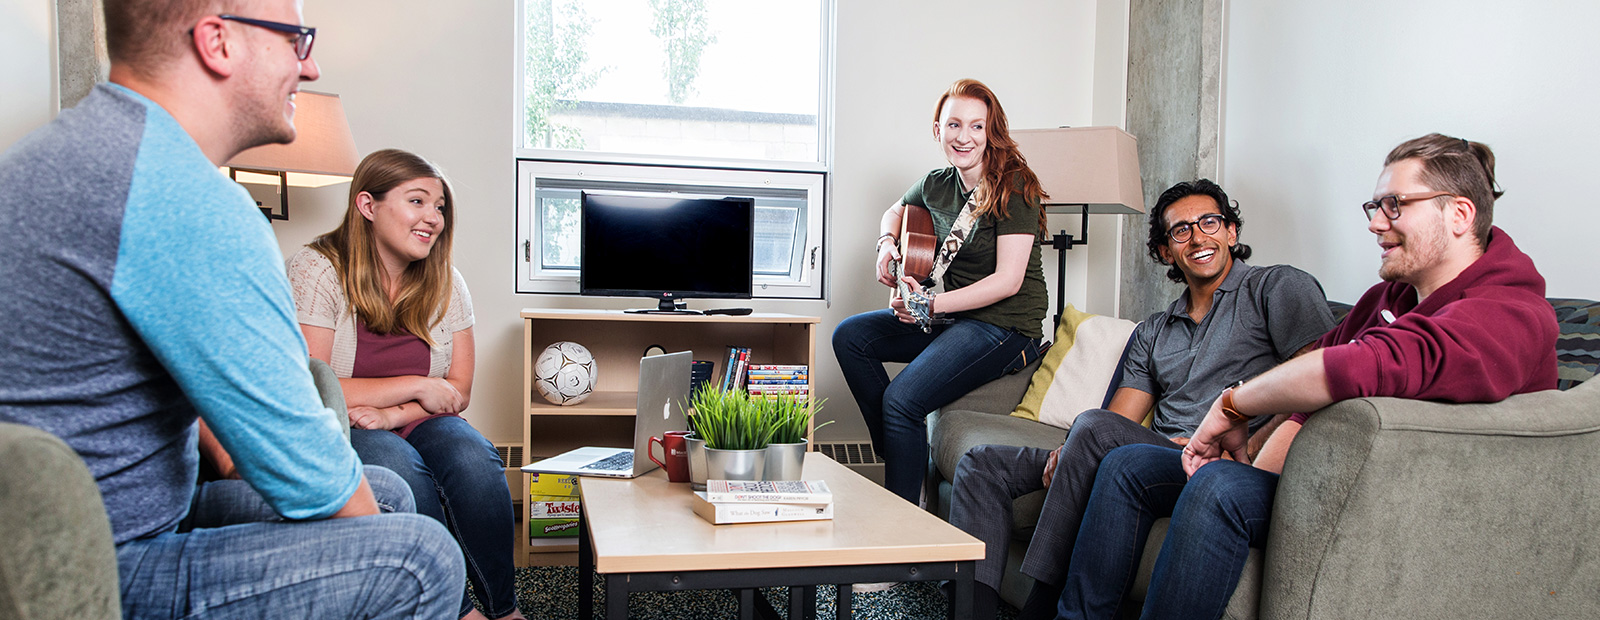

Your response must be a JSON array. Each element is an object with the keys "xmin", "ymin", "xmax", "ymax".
[{"xmin": 521, "ymin": 351, "xmax": 691, "ymax": 478}]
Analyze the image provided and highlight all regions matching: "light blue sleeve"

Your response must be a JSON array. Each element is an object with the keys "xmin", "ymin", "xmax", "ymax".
[{"xmin": 108, "ymin": 104, "xmax": 362, "ymax": 520}]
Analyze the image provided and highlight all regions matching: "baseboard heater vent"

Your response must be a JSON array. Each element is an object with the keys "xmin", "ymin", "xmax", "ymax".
[
  {"xmin": 813, "ymin": 442, "xmax": 883, "ymax": 465},
  {"xmin": 494, "ymin": 443, "xmax": 524, "ymax": 469}
]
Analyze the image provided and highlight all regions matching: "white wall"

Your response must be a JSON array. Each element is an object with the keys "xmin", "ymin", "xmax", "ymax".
[
  {"xmin": 277, "ymin": 0, "xmax": 1112, "ymax": 444},
  {"xmin": 0, "ymin": 0, "xmax": 55, "ymax": 151},
  {"xmin": 1222, "ymin": 0, "xmax": 1600, "ymax": 303},
  {"xmin": 10, "ymin": 0, "xmax": 1116, "ymax": 447}
]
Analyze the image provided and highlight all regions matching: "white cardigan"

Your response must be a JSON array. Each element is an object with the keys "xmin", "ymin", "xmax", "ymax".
[{"xmin": 286, "ymin": 248, "xmax": 474, "ymax": 379}]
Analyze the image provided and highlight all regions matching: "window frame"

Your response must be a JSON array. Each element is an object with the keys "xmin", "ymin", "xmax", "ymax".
[
  {"xmin": 514, "ymin": 159, "xmax": 828, "ymax": 300},
  {"xmin": 511, "ymin": 0, "xmax": 836, "ymax": 301}
]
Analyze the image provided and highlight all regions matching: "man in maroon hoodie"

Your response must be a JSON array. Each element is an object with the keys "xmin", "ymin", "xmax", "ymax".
[{"xmin": 1049, "ymin": 133, "xmax": 1559, "ymax": 620}]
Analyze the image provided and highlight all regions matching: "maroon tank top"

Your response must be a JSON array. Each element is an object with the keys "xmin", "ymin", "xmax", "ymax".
[{"xmin": 352, "ymin": 320, "xmax": 454, "ymax": 439}]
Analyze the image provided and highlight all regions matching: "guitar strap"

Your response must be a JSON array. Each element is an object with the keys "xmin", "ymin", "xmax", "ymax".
[{"xmin": 924, "ymin": 192, "xmax": 980, "ymax": 290}]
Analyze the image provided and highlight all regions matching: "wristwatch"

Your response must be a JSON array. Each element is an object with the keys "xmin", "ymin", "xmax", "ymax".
[{"xmin": 1220, "ymin": 382, "xmax": 1249, "ymax": 423}]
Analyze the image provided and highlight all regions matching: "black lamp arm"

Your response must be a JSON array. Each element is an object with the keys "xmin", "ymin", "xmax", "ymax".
[
  {"xmin": 1048, "ymin": 204, "xmax": 1090, "ymax": 327},
  {"xmin": 228, "ymin": 167, "xmax": 290, "ymax": 221}
]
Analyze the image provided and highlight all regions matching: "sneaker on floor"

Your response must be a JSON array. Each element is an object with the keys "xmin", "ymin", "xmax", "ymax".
[{"xmin": 851, "ymin": 582, "xmax": 897, "ymax": 593}]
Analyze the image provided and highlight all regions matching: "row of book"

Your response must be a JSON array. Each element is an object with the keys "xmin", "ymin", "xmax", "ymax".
[
  {"xmin": 747, "ymin": 363, "xmax": 809, "ymax": 398},
  {"xmin": 718, "ymin": 345, "xmax": 810, "ymax": 397},
  {"xmin": 717, "ymin": 346, "xmax": 754, "ymax": 391},
  {"xmin": 690, "ymin": 479, "xmax": 834, "ymax": 524}
]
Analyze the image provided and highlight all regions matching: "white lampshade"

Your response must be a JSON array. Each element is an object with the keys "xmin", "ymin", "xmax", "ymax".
[
  {"xmin": 1012, "ymin": 126, "xmax": 1144, "ymax": 215},
  {"xmin": 225, "ymin": 90, "xmax": 359, "ymax": 188}
]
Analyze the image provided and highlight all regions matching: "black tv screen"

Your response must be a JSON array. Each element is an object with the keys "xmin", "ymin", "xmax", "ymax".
[{"xmin": 580, "ymin": 191, "xmax": 754, "ymax": 312}]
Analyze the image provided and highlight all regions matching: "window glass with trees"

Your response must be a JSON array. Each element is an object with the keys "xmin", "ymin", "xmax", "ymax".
[{"xmin": 521, "ymin": 0, "xmax": 826, "ymax": 165}]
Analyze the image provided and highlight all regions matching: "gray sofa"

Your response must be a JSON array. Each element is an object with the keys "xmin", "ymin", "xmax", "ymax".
[
  {"xmin": 927, "ymin": 297, "xmax": 1600, "ymax": 618},
  {"xmin": 0, "ymin": 422, "xmax": 121, "ymax": 620},
  {"xmin": 0, "ymin": 359, "xmax": 349, "ymax": 619}
]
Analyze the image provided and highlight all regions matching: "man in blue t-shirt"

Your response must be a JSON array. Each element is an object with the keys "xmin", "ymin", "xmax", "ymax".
[{"xmin": 0, "ymin": 1, "xmax": 463, "ymax": 617}]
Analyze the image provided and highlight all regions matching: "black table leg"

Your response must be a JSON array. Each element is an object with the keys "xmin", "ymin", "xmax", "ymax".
[
  {"xmin": 578, "ymin": 517, "xmax": 593, "ymax": 620},
  {"xmin": 605, "ymin": 574, "xmax": 628, "ymax": 620},
  {"xmin": 835, "ymin": 584, "xmax": 851, "ymax": 619},
  {"xmin": 738, "ymin": 588, "xmax": 757, "ymax": 620},
  {"xmin": 788, "ymin": 585, "xmax": 816, "ymax": 620},
  {"xmin": 954, "ymin": 569, "xmax": 973, "ymax": 620}
]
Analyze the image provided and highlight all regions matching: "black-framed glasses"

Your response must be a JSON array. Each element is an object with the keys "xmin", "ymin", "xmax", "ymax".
[
  {"xmin": 219, "ymin": 15, "xmax": 316, "ymax": 60},
  {"xmin": 1361, "ymin": 191, "xmax": 1456, "ymax": 221},
  {"xmin": 1166, "ymin": 213, "xmax": 1227, "ymax": 244}
]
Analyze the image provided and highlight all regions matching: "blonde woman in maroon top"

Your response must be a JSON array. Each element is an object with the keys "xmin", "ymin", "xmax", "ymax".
[{"xmin": 288, "ymin": 149, "xmax": 523, "ymax": 620}]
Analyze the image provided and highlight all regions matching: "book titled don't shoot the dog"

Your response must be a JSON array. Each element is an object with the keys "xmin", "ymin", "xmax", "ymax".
[{"xmin": 703, "ymin": 479, "xmax": 832, "ymax": 504}]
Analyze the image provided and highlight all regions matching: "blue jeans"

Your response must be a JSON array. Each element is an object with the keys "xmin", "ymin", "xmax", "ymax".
[
  {"xmin": 950, "ymin": 410, "xmax": 1177, "ymax": 591},
  {"xmin": 833, "ymin": 309, "xmax": 1039, "ymax": 502},
  {"xmin": 118, "ymin": 465, "xmax": 465, "ymax": 619},
  {"xmin": 351, "ymin": 416, "xmax": 520, "ymax": 618},
  {"xmin": 1057, "ymin": 444, "xmax": 1277, "ymax": 620}
]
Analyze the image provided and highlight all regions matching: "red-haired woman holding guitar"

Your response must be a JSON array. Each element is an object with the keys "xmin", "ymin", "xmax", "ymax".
[{"xmin": 833, "ymin": 78, "xmax": 1049, "ymax": 505}]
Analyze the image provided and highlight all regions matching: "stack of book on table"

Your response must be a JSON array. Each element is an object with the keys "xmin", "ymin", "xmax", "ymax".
[
  {"xmin": 746, "ymin": 364, "xmax": 808, "ymax": 399},
  {"xmin": 691, "ymin": 479, "xmax": 834, "ymax": 524}
]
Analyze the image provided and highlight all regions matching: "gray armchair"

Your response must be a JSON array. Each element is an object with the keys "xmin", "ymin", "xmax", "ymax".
[
  {"xmin": 0, "ymin": 422, "xmax": 121, "ymax": 620},
  {"xmin": 931, "ymin": 296, "xmax": 1600, "ymax": 616},
  {"xmin": 1116, "ymin": 377, "xmax": 1600, "ymax": 618},
  {"xmin": 1246, "ymin": 376, "xmax": 1600, "ymax": 618},
  {"xmin": 309, "ymin": 357, "xmax": 351, "ymax": 436},
  {"xmin": 934, "ymin": 376, "xmax": 1600, "ymax": 619}
]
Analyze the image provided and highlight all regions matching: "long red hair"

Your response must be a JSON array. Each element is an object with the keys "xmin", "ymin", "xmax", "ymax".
[{"xmin": 932, "ymin": 79, "xmax": 1047, "ymax": 233}]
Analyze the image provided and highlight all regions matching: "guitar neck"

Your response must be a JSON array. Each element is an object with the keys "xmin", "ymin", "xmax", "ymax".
[{"xmin": 891, "ymin": 259, "xmax": 913, "ymax": 301}]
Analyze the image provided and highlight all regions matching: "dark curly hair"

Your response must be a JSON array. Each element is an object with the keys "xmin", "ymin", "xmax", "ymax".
[{"xmin": 1145, "ymin": 179, "xmax": 1252, "ymax": 283}]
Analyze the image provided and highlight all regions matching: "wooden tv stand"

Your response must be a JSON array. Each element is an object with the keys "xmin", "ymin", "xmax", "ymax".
[{"xmin": 517, "ymin": 309, "xmax": 820, "ymax": 565}]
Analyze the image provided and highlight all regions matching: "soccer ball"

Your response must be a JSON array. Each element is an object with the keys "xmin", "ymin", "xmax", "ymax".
[{"xmin": 535, "ymin": 341, "xmax": 598, "ymax": 406}]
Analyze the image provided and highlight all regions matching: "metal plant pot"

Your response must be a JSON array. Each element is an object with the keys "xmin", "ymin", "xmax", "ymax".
[
  {"xmin": 704, "ymin": 447, "xmax": 765, "ymax": 482},
  {"xmin": 763, "ymin": 440, "xmax": 807, "ymax": 481},
  {"xmin": 686, "ymin": 435, "xmax": 709, "ymax": 491}
]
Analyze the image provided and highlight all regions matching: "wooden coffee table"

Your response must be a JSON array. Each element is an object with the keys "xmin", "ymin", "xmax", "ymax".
[{"xmin": 576, "ymin": 452, "xmax": 983, "ymax": 619}]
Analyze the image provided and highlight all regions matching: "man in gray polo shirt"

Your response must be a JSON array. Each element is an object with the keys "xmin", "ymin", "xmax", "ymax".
[{"xmin": 948, "ymin": 179, "xmax": 1335, "ymax": 620}]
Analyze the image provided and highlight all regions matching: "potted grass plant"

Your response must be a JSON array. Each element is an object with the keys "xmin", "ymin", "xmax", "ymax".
[
  {"xmin": 757, "ymin": 393, "xmax": 829, "ymax": 481},
  {"xmin": 686, "ymin": 385, "xmax": 769, "ymax": 482}
]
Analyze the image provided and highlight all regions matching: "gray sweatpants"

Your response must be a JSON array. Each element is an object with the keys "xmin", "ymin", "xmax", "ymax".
[{"xmin": 948, "ymin": 409, "xmax": 1179, "ymax": 589}]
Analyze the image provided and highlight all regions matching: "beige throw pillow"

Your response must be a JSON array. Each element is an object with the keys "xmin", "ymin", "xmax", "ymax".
[{"xmin": 1010, "ymin": 304, "xmax": 1138, "ymax": 430}]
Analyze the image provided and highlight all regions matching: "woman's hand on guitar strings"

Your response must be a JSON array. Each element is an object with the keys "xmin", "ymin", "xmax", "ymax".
[
  {"xmin": 890, "ymin": 295, "xmax": 914, "ymax": 323},
  {"xmin": 890, "ymin": 277, "xmax": 926, "ymax": 323},
  {"xmin": 876, "ymin": 240, "xmax": 902, "ymax": 288}
]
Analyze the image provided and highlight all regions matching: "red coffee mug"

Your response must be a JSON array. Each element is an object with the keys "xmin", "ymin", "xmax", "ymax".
[{"xmin": 648, "ymin": 430, "xmax": 694, "ymax": 483}]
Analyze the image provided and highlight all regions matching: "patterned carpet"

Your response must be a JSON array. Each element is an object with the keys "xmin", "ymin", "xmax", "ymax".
[{"xmin": 502, "ymin": 566, "xmax": 1021, "ymax": 619}]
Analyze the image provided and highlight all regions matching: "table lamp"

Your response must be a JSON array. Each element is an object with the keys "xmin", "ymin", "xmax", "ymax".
[
  {"xmin": 224, "ymin": 90, "xmax": 359, "ymax": 220},
  {"xmin": 1012, "ymin": 126, "xmax": 1145, "ymax": 326}
]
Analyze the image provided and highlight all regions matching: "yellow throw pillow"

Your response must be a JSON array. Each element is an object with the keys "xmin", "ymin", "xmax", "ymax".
[{"xmin": 1010, "ymin": 304, "xmax": 1138, "ymax": 430}]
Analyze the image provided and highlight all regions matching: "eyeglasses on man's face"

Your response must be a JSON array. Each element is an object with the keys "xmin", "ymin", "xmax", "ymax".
[
  {"xmin": 1361, "ymin": 192, "xmax": 1456, "ymax": 222},
  {"xmin": 1166, "ymin": 213, "xmax": 1227, "ymax": 244},
  {"xmin": 218, "ymin": 14, "xmax": 317, "ymax": 61}
]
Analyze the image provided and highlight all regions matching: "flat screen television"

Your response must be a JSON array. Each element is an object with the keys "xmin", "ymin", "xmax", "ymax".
[{"xmin": 580, "ymin": 190, "xmax": 755, "ymax": 313}]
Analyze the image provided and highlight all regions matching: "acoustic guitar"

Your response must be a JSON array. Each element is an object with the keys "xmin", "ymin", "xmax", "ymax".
[{"xmin": 890, "ymin": 204, "xmax": 947, "ymax": 331}]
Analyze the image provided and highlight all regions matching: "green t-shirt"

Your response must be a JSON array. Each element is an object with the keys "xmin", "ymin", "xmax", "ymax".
[{"xmin": 900, "ymin": 167, "xmax": 1049, "ymax": 338}]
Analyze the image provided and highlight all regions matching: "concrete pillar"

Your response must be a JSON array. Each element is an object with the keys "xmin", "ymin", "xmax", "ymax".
[
  {"xmin": 56, "ymin": 0, "xmax": 106, "ymax": 111},
  {"xmin": 1117, "ymin": 0, "xmax": 1226, "ymax": 320}
]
